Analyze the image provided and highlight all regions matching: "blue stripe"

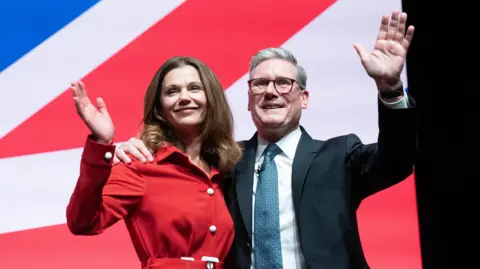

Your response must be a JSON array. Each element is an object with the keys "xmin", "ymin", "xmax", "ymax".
[{"xmin": 0, "ymin": 0, "xmax": 100, "ymax": 72}]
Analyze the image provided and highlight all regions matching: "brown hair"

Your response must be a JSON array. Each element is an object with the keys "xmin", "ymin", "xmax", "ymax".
[{"xmin": 140, "ymin": 56, "xmax": 242, "ymax": 173}]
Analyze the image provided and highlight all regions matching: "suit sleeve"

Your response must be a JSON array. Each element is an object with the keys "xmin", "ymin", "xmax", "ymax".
[
  {"xmin": 347, "ymin": 97, "xmax": 418, "ymax": 201},
  {"xmin": 66, "ymin": 136, "xmax": 145, "ymax": 235}
]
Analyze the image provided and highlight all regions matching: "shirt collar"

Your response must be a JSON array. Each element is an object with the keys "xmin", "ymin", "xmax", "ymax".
[
  {"xmin": 155, "ymin": 145, "xmax": 220, "ymax": 178},
  {"xmin": 255, "ymin": 126, "xmax": 302, "ymax": 162},
  {"xmin": 155, "ymin": 144, "xmax": 181, "ymax": 162}
]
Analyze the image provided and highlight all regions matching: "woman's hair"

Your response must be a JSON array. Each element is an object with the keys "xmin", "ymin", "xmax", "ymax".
[{"xmin": 140, "ymin": 56, "xmax": 242, "ymax": 173}]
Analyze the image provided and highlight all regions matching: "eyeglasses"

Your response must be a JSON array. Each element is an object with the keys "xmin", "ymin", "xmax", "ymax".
[{"xmin": 247, "ymin": 77, "xmax": 296, "ymax": 94}]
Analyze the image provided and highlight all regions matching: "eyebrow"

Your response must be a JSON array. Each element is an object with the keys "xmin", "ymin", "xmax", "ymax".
[
  {"xmin": 163, "ymin": 81, "xmax": 203, "ymax": 88},
  {"xmin": 250, "ymin": 76, "xmax": 295, "ymax": 80}
]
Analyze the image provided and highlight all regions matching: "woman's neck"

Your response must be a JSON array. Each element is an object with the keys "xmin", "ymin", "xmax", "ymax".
[
  {"xmin": 182, "ymin": 136, "xmax": 202, "ymax": 163},
  {"xmin": 178, "ymin": 132, "xmax": 206, "ymax": 169}
]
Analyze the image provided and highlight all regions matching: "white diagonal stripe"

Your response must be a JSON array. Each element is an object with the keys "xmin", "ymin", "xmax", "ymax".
[{"xmin": 0, "ymin": 0, "xmax": 185, "ymax": 139}]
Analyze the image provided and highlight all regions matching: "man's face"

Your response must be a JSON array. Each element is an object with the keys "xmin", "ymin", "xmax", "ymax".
[{"xmin": 248, "ymin": 59, "xmax": 309, "ymax": 136}]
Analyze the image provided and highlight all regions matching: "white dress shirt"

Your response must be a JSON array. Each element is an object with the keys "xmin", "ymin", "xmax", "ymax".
[
  {"xmin": 249, "ymin": 94, "xmax": 409, "ymax": 269},
  {"xmin": 252, "ymin": 126, "xmax": 305, "ymax": 269}
]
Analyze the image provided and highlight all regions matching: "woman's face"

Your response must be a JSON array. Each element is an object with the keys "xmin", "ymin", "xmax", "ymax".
[{"xmin": 161, "ymin": 65, "xmax": 207, "ymax": 134}]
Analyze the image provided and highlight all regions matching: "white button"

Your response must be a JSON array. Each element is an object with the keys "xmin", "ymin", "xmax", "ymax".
[
  {"xmin": 104, "ymin": 152, "xmax": 113, "ymax": 160},
  {"xmin": 209, "ymin": 225, "xmax": 216, "ymax": 233},
  {"xmin": 207, "ymin": 188, "xmax": 214, "ymax": 195}
]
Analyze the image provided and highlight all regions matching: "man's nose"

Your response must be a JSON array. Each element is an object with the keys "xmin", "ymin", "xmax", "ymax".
[{"xmin": 264, "ymin": 81, "xmax": 278, "ymax": 95}]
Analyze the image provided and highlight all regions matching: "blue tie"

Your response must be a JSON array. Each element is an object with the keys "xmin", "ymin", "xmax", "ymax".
[{"xmin": 254, "ymin": 143, "xmax": 283, "ymax": 269}]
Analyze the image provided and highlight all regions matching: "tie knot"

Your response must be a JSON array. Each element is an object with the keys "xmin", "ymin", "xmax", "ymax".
[{"xmin": 264, "ymin": 143, "xmax": 281, "ymax": 160}]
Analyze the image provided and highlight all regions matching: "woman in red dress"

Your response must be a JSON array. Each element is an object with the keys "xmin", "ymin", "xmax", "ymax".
[{"xmin": 66, "ymin": 56, "xmax": 242, "ymax": 269}]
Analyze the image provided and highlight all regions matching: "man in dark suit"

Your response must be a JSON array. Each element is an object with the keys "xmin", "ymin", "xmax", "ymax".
[{"xmin": 114, "ymin": 10, "xmax": 417, "ymax": 269}]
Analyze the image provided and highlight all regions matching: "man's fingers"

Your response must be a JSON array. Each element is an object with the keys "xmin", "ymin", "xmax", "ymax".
[
  {"xmin": 114, "ymin": 138, "xmax": 153, "ymax": 163},
  {"xmin": 115, "ymin": 148, "xmax": 132, "ymax": 164},
  {"xmin": 386, "ymin": 10, "xmax": 400, "ymax": 41},
  {"xmin": 113, "ymin": 156, "xmax": 120, "ymax": 165},
  {"xmin": 353, "ymin": 43, "xmax": 369, "ymax": 62},
  {"xmin": 133, "ymin": 141, "xmax": 154, "ymax": 162},
  {"xmin": 376, "ymin": 15, "xmax": 389, "ymax": 40},
  {"xmin": 403, "ymin": 25, "xmax": 415, "ymax": 49},
  {"xmin": 127, "ymin": 146, "xmax": 147, "ymax": 163}
]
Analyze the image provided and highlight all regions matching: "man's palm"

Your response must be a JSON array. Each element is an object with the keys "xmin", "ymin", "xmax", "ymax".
[{"xmin": 353, "ymin": 10, "xmax": 415, "ymax": 85}]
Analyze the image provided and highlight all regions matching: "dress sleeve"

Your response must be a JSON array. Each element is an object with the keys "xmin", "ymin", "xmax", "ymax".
[{"xmin": 66, "ymin": 136, "xmax": 145, "ymax": 235}]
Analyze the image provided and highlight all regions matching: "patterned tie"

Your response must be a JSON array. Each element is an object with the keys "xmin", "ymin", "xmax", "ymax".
[{"xmin": 254, "ymin": 143, "xmax": 283, "ymax": 269}]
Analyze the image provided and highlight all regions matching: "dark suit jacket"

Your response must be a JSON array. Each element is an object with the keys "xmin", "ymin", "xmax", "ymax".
[{"xmin": 223, "ymin": 101, "xmax": 418, "ymax": 269}]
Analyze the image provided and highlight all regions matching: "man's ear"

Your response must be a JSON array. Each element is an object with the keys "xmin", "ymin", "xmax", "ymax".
[{"xmin": 301, "ymin": 89, "xmax": 309, "ymax": 109}]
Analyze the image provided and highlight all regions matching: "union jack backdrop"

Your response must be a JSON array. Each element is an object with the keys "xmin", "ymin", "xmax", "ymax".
[{"xmin": 0, "ymin": 0, "xmax": 421, "ymax": 268}]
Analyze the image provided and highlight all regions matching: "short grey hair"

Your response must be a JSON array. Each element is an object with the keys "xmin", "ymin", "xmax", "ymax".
[{"xmin": 249, "ymin": 47, "xmax": 307, "ymax": 90}]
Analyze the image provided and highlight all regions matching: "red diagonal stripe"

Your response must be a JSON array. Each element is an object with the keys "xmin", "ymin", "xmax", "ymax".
[
  {"xmin": 0, "ymin": 223, "xmax": 138, "ymax": 269},
  {"xmin": 0, "ymin": 0, "xmax": 336, "ymax": 159}
]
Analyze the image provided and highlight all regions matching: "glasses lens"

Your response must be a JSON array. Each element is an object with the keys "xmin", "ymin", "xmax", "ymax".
[
  {"xmin": 274, "ymin": 78, "xmax": 293, "ymax": 93},
  {"xmin": 250, "ymin": 78, "xmax": 268, "ymax": 93},
  {"xmin": 249, "ymin": 78, "xmax": 293, "ymax": 94}
]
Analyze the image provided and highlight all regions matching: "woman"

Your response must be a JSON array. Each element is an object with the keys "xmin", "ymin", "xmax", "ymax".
[{"xmin": 66, "ymin": 56, "xmax": 242, "ymax": 269}]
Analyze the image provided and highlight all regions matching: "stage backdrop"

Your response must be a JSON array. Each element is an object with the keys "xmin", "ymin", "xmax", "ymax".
[{"xmin": 0, "ymin": 0, "xmax": 421, "ymax": 268}]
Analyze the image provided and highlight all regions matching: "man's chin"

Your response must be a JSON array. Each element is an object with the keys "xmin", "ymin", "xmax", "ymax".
[
  {"xmin": 260, "ymin": 120, "xmax": 284, "ymax": 129},
  {"xmin": 253, "ymin": 115, "xmax": 285, "ymax": 129}
]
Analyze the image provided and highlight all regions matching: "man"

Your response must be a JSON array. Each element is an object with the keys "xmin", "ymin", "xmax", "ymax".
[{"xmin": 114, "ymin": 10, "xmax": 417, "ymax": 269}]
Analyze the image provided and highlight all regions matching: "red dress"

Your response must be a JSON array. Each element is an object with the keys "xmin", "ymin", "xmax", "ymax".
[{"xmin": 66, "ymin": 137, "xmax": 234, "ymax": 269}]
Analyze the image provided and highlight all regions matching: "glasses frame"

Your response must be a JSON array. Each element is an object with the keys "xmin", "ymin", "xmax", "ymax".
[{"xmin": 247, "ymin": 77, "xmax": 297, "ymax": 95}]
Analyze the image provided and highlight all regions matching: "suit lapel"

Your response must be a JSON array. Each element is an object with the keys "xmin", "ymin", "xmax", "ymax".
[
  {"xmin": 235, "ymin": 134, "xmax": 257, "ymax": 240},
  {"xmin": 292, "ymin": 128, "xmax": 324, "ymax": 215},
  {"xmin": 234, "ymin": 128, "xmax": 324, "ymax": 240}
]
